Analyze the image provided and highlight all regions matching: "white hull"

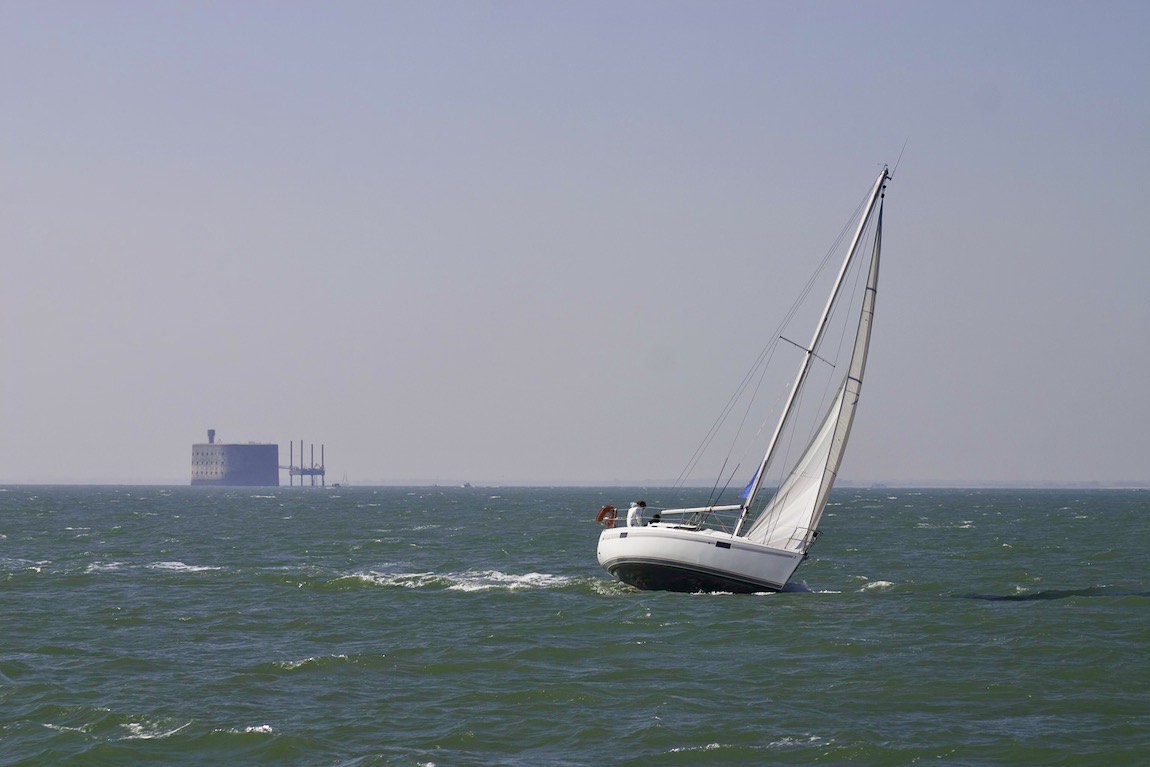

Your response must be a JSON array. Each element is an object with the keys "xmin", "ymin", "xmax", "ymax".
[{"xmin": 597, "ymin": 525, "xmax": 805, "ymax": 593}]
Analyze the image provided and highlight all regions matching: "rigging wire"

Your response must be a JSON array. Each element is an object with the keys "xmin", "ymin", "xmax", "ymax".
[
  {"xmin": 891, "ymin": 140, "xmax": 909, "ymax": 180},
  {"xmin": 752, "ymin": 199, "xmax": 882, "ymax": 545},
  {"xmin": 757, "ymin": 216, "xmax": 875, "ymax": 544},
  {"xmin": 673, "ymin": 186, "xmax": 875, "ymax": 501}
]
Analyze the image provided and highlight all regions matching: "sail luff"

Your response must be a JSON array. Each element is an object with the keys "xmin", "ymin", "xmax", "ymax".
[{"xmin": 736, "ymin": 168, "xmax": 889, "ymax": 532}]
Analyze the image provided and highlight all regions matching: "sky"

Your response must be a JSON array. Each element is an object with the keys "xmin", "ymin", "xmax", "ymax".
[{"xmin": 1, "ymin": 1, "xmax": 1147, "ymax": 486}]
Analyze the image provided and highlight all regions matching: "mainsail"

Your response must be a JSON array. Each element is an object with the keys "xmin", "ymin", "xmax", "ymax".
[{"xmin": 743, "ymin": 185, "xmax": 885, "ymax": 551}]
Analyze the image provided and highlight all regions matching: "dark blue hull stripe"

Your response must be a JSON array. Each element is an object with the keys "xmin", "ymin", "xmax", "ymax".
[{"xmin": 604, "ymin": 557, "xmax": 786, "ymax": 594}]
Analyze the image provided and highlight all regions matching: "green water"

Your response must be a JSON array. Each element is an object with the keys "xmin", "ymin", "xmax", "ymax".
[{"xmin": 1, "ymin": 486, "xmax": 1147, "ymax": 765}]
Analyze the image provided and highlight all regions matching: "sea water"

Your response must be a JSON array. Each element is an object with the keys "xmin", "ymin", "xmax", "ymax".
[{"xmin": 1, "ymin": 486, "xmax": 1147, "ymax": 765}]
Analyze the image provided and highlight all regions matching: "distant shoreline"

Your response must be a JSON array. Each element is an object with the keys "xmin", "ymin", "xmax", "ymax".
[{"xmin": 1, "ymin": 480, "xmax": 1147, "ymax": 490}]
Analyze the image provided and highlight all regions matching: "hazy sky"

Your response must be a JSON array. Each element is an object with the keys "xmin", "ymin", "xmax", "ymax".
[{"xmin": 2, "ymin": 1, "xmax": 1147, "ymax": 485}]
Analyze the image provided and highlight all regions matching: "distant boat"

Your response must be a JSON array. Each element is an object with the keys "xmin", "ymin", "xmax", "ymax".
[{"xmin": 595, "ymin": 167, "xmax": 892, "ymax": 593}]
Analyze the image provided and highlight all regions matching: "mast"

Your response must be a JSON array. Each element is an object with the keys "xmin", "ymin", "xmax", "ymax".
[
  {"xmin": 734, "ymin": 167, "xmax": 889, "ymax": 536},
  {"xmin": 804, "ymin": 195, "xmax": 883, "ymax": 534}
]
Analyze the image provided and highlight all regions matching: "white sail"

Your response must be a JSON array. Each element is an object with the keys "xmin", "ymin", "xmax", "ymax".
[
  {"xmin": 743, "ymin": 381, "xmax": 848, "ymax": 549},
  {"xmin": 744, "ymin": 199, "xmax": 883, "ymax": 550}
]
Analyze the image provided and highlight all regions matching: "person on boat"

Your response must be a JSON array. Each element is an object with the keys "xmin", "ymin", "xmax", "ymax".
[{"xmin": 627, "ymin": 500, "xmax": 647, "ymax": 527}]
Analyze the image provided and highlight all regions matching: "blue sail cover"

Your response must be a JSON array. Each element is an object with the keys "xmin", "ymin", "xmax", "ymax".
[{"xmin": 738, "ymin": 474, "xmax": 756, "ymax": 499}]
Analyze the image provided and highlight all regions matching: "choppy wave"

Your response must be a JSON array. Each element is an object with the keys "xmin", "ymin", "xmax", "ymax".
[
  {"xmin": 448, "ymin": 570, "xmax": 572, "ymax": 592},
  {"xmin": 964, "ymin": 586, "xmax": 1150, "ymax": 601},
  {"xmin": 861, "ymin": 579, "xmax": 896, "ymax": 591},
  {"xmin": 86, "ymin": 561, "xmax": 130, "ymax": 573},
  {"xmin": 215, "ymin": 724, "xmax": 275, "ymax": 734},
  {"xmin": 1, "ymin": 557, "xmax": 46, "ymax": 573},
  {"xmin": 81, "ymin": 560, "xmax": 222, "ymax": 575},
  {"xmin": 121, "ymin": 720, "xmax": 193, "ymax": 740},
  {"xmin": 345, "ymin": 569, "xmax": 573, "ymax": 592},
  {"xmin": 3, "ymin": 486, "xmax": 1148, "ymax": 767},
  {"xmin": 272, "ymin": 654, "xmax": 352, "ymax": 671},
  {"xmin": 147, "ymin": 561, "xmax": 223, "ymax": 573}
]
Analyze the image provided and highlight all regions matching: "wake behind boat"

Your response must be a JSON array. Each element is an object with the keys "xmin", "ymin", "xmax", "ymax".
[{"xmin": 595, "ymin": 167, "xmax": 892, "ymax": 593}]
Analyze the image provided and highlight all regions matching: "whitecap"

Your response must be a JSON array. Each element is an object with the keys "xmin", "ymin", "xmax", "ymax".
[
  {"xmin": 446, "ymin": 570, "xmax": 572, "ymax": 592},
  {"xmin": 45, "ymin": 723, "xmax": 90, "ymax": 733},
  {"xmin": 86, "ymin": 561, "xmax": 129, "ymax": 573},
  {"xmin": 276, "ymin": 654, "xmax": 349, "ymax": 670},
  {"xmin": 351, "ymin": 571, "xmax": 447, "ymax": 589},
  {"xmin": 148, "ymin": 561, "xmax": 222, "ymax": 573},
  {"xmin": 1, "ymin": 557, "xmax": 44, "ymax": 572},
  {"xmin": 213, "ymin": 724, "xmax": 276, "ymax": 735},
  {"xmin": 668, "ymin": 743, "xmax": 723, "ymax": 753},
  {"xmin": 769, "ymin": 735, "xmax": 824, "ymax": 749},
  {"xmin": 121, "ymin": 720, "xmax": 191, "ymax": 740},
  {"xmin": 862, "ymin": 580, "xmax": 895, "ymax": 591}
]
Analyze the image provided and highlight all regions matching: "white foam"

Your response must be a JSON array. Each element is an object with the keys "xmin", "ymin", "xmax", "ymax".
[
  {"xmin": 121, "ymin": 720, "xmax": 191, "ymax": 740},
  {"xmin": 355, "ymin": 569, "xmax": 571, "ymax": 592},
  {"xmin": 214, "ymin": 724, "xmax": 276, "ymax": 735},
  {"xmin": 86, "ymin": 561, "xmax": 129, "ymax": 573},
  {"xmin": 276, "ymin": 654, "xmax": 349, "ymax": 670},
  {"xmin": 446, "ymin": 570, "xmax": 571, "ymax": 592},
  {"xmin": 44, "ymin": 723, "xmax": 88, "ymax": 733},
  {"xmin": 668, "ymin": 742, "xmax": 723, "ymax": 753},
  {"xmin": 352, "ymin": 571, "xmax": 446, "ymax": 589},
  {"xmin": 1, "ymin": 557, "xmax": 43, "ymax": 572},
  {"xmin": 769, "ymin": 735, "xmax": 824, "ymax": 749},
  {"xmin": 148, "ymin": 561, "xmax": 222, "ymax": 573},
  {"xmin": 862, "ymin": 580, "xmax": 895, "ymax": 591}
]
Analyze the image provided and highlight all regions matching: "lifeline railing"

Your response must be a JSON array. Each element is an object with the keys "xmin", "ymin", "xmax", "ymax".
[{"xmin": 641, "ymin": 504, "xmax": 744, "ymax": 534}]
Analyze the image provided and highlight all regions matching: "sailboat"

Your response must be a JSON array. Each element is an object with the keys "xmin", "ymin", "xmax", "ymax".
[{"xmin": 595, "ymin": 167, "xmax": 891, "ymax": 593}]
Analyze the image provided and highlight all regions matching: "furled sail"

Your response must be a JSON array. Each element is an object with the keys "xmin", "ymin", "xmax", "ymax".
[{"xmin": 743, "ymin": 199, "xmax": 884, "ymax": 551}]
